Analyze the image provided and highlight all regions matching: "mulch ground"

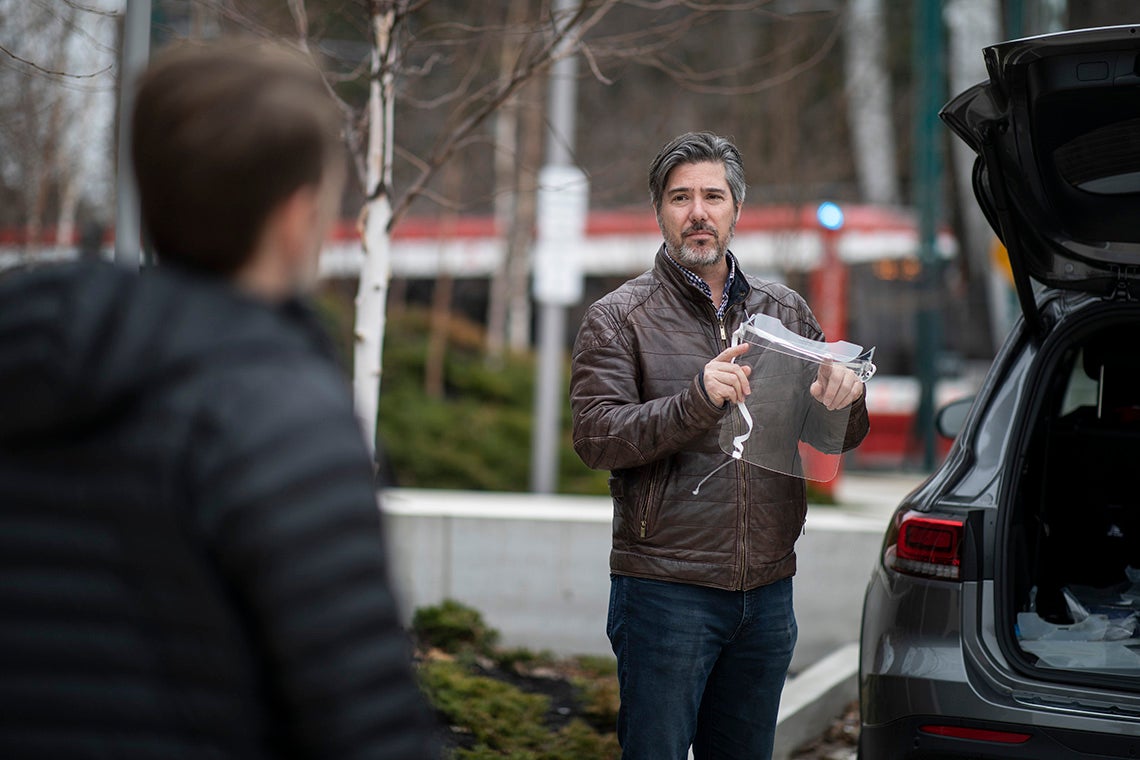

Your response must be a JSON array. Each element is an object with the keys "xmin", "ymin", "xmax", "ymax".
[
  {"xmin": 791, "ymin": 700, "xmax": 860, "ymax": 760},
  {"xmin": 431, "ymin": 653, "xmax": 861, "ymax": 758}
]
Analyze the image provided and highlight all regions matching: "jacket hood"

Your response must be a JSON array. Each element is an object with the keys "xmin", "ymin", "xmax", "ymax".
[{"xmin": 0, "ymin": 261, "xmax": 328, "ymax": 443}]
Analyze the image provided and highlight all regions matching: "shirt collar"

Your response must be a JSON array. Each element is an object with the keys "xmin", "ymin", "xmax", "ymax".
[{"xmin": 663, "ymin": 249, "xmax": 737, "ymax": 319}]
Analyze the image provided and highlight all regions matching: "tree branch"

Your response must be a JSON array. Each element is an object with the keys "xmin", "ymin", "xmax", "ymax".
[
  {"xmin": 388, "ymin": 0, "xmax": 620, "ymax": 228},
  {"xmin": 0, "ymin": 42, "xmax": 111, "ymax": 80}
]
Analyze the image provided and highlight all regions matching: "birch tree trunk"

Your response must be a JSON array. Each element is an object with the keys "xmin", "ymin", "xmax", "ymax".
[
  {"xmin": 944, "ymin": 0, "xmax": 1002, "ymax": 351},
  {"xmin": 843, "ymin": 0, "xmax": 900, "ymax": 205},
  {"xmin": 354, "ymin": 1, "xmax": 400, "ymax": 455}
]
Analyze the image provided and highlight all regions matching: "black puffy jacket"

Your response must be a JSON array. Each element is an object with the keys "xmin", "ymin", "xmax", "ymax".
[{"xmin": 0, "ymin": 262, "xmax": 438, "ymax": 759}]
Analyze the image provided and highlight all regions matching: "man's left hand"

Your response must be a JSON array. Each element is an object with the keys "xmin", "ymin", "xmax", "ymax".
[{"xmin": 811, "ymin": 362, "xmax": 864, "ymax": 411}]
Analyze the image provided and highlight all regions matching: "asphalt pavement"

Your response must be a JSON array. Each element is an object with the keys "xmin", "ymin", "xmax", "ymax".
[
  {"xmin": 770, "ymin": 468, "xmax": 928, "ymax": 760},
  {"xmin": 831, "ymin": 469, "xmax": 927, "ymax": 519}
]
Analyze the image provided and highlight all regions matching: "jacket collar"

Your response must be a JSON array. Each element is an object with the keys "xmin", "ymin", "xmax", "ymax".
[{"xmin": 653, "ymin": 245, "xmax": 751, "ymax": 312}]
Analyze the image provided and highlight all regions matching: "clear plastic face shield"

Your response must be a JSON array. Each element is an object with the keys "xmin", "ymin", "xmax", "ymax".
[{"xmin": 694, "ymin": 313, "xmax": 876, "ymax": 494}]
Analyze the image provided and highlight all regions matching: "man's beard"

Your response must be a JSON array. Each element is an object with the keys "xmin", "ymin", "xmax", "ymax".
[{"xmin": 664, "ymin": 220, "xmax": 735, "ymax": 270}]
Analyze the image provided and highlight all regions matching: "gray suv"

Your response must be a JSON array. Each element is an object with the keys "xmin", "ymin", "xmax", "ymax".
[{"xmin": 859, "ymin": 25, "xmax": 1140, "ymax": 759}]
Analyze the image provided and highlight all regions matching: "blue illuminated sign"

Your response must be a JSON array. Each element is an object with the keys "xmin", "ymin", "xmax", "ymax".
[{"xmin": 816, "ymin": 201, "xmax": 844, "ymax": 231}]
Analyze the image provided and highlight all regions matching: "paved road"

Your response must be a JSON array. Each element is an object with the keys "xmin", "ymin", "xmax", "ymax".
[
  {"xmin": 788, "ymin": 470, "xmax": 926, "ymax": 672},
  {"xmin": 831, "ymin": 469, "xmax": 926, "ymax": 521}
]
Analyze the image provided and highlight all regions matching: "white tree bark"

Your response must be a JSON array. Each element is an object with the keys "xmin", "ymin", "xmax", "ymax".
[
  {"xmin": 843, "ymin": 0, "xmax": 899, "ymax": 205},
  {"xmin": 353, "ymin": 2, "xmax": 398, "ymax": 455},
  {"xmin": 944, "ymin": 0, "xmax": 1003, "ymax": 347}
]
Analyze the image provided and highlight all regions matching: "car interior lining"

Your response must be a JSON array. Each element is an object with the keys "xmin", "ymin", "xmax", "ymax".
[{"xmin": 1009, "ymin": 323, "xmax": 1140, "ymax": 675}]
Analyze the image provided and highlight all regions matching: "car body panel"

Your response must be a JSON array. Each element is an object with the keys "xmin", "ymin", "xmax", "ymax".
[
  {"xmin": 861, "ymin": 25, "xmax": 1140, "ymax": 750},
  {"xmin": 860, "ymin": 295, "xmax": 1140, "ymax": 758}
]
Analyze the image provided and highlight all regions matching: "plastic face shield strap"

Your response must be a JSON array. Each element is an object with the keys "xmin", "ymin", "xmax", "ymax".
[{"xmin": 692, "ymin": 313, "xmax": 876, "ymax": 494}]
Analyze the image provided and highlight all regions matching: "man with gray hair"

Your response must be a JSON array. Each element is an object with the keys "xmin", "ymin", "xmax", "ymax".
[{"xmin": 570, "ymin": 131, "xmax": 869, "ymax": 759}]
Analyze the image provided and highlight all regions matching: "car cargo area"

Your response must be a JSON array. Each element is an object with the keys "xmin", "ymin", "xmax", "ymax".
[{"xmin": 1006, "ymin": 323, "xmax": 1140, "ymax": 677}]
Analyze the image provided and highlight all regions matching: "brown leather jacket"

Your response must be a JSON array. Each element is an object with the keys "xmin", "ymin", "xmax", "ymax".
[{"xmin": 570, "ymin": 249, "xmax": 870, "ymax": 591}]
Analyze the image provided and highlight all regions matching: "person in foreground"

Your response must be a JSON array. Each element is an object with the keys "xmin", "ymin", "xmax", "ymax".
[
  {"xmin": 0, "ymin": 42, "xmax": 438, "ymax": 758},
  {"xmin": 570, "ymin": 131, "xmax": 870, "ymax": 760}
]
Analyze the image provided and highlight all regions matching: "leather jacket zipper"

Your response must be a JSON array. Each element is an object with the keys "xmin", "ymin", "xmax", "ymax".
[
  {"xmin": 638, "ymin": 459, "xmax": 666, "ymax": 538},
  {"xmin": 736, "ymin": 460, "xmax": 748, "ymax": 588},
  {"xmin": 721, "ymin": 307, "xmax": 747, "ymax": 587}
]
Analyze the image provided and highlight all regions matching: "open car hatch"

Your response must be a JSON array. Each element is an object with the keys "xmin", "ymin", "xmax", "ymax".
[{"xmin": 941, "ymin": 25, "xmax": 1140, "ymax": 337}]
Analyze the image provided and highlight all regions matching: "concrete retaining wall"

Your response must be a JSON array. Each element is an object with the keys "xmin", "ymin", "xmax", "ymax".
[{"xmin": 382, "ymin": 488, "xmax": 887, "ymax": 674}]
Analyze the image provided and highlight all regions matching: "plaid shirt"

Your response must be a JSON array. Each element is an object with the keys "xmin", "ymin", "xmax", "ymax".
[{"xmin": 663, "ymin": 249, "xmax": 738, "ymax": 320}]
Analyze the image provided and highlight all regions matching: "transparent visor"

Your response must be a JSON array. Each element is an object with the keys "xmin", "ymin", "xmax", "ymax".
[{"xmin": 694, "ymin": 313, "xmax": 876, "ymax": 494}]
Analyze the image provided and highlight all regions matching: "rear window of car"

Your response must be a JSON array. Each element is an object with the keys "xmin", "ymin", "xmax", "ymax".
[{"xmin": 1054, "ymin": 118, "xmax": 1140, "ymax": 194}]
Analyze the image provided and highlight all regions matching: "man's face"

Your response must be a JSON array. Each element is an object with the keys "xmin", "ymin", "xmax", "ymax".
[
  {"xmin": 657, "ymin": 160, "xmax": 740, "ymax": 271},
  {"xmin": 294, "ymin": 163, "xmax": 346, "ymax": 294}
]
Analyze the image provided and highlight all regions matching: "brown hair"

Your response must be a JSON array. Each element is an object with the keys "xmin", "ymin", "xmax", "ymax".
[{"xmin": 131, "ymin": 40, "xmax": 343, "ymax": 275}]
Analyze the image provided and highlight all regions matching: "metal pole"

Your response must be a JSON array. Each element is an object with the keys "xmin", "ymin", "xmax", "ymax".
[
  {"xmin": 1005, "ymin": 0, "xmax": 1024, "ymax": 37},
  {"xmin": 913, "ymin": 0, "xmax": 943, "ymax": 471},
  {"xmin": 114, "ymin": 0, "xmax": 151, "ymax": 268},
  {"xmin": 808, "ymin": 215, "xmax": 847, "ymax": 498},
  {"xmin": 530, "ymin": 0, "xmax": 582, "ymax": 493},
  {"xmin": 532, "ymin": 301, "xmax": 567, "ymax": 492}
]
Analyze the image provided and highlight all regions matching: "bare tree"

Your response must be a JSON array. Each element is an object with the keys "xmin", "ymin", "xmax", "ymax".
[
  {"xmin": 424, "ymin": 158, "xmax": 463, "ymax": 398},
  {"xmin": 281, "ymin": 0, "xmax": 848, "ymax": 451},
  {"xmin": 844, "ymin": 0, "xmax": 899, "ymax": 206},
  {"xmin": 487, "ymin": 0, "xmax": 541, "ymax": 362},
  {"xmin": 0, "ymin": 0, "xmax": 118, "ymax": 255},
  {"xmin": 352, "ymin": 0, "xmax": 402, "ymax": 454},
  {"xmin": 944, "ymin": 0, "xmax": 1001, "ymax": 352}
]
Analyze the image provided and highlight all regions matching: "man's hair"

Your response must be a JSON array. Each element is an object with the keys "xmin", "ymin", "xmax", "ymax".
[
  {"xmin": 648, "ymin": 131, "xmax": 746, "ymax": 211},
  {"xmin": 131, "ymin": 41, "xmax": 343, "ymax": 275}
]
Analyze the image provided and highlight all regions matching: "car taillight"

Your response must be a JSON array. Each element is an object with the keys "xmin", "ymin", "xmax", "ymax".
[
  {"xmin": 884, "ymin": 510, "xmax": 964, "ymax": 580},
  {"xmin": 920, "ymin": 724, "xmax": 1031, "ymax": 744}
]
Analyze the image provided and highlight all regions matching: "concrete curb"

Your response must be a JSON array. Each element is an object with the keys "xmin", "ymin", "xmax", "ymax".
[{"xmin": 773, "ymin": 642, "xmax": 859, "ymax": 760}]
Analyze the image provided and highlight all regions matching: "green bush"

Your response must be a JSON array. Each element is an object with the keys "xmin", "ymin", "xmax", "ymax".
[
  {"xmin": 420, "ymin": 659, "xmax": 619, "ymax": 760},
  {"xmin": 375, "ymin": 308, "xmax": 608, "ymax": 494},
  {"xmin": 566, "ymin": 656, "xmax": 620, "ymax": 733},
  {"xmin": 491, "ymin": 646, "xmax": 557, "ymax": 674},
  {"xmin": 310, "ymin": 291, "xmax": 609, "ymax": 494},
  {"xmin": 413, "ymin": 601, "xmax": 619, "ymax": 759},
  {"xmin": 412, "ymin": 599, "xmax": 499, "ymax": 656},
  {"xmin": 419, "ymin": 659, "xmax": 551, "ymax": 752}
]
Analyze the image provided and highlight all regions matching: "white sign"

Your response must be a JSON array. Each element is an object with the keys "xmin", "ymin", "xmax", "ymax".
[{"xmin": 533, "ymin": 165, "xmax": 588, "ymax": 305}]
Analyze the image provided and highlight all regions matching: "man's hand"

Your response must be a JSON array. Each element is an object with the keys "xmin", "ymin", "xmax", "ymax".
[
  {"xmin": 704, "ymin": 343, "xmax": 752, "ymax": 407},
  {"xmin": 811, "ymin": 362, "xmax": 864, "ymax": 410}
]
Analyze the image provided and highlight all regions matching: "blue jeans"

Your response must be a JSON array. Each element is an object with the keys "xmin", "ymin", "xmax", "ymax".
[{"xmin": 607, "ymin": 574, "xmax": 797, "ymax": 760}]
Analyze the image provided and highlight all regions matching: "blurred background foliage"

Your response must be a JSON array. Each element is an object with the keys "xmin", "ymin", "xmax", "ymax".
[
  {"xmin": 316, "ymin": 287, "xmax": 609, "ymax": 493},
  {"xmin": 8, "ymin": 0, "xmax": 1140, "ymax": 492}
]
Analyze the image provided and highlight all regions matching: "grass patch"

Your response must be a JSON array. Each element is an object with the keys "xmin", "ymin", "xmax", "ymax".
[{"xmin": 413, "ymin": 600, "xmax": 619, "ymax": 759}]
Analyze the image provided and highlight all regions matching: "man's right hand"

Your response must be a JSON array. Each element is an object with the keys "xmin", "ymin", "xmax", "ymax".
[{"xmin": 703, "ymin": 343, "xmax": 751, "ymax": 407}]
